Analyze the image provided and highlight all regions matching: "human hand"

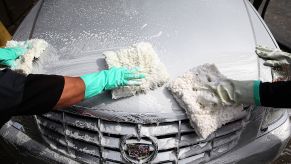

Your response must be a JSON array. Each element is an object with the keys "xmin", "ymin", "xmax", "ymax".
[
  {"xmin": 202, "ymin": 79, "xmax": 259, "ymax": 106},
  {"xmin": 0, "ymin": 47, "xmax": 28, "ymax": 67},
  {"xmin": 256, "ymin": 45, "xmax": 291, "ymax": 81},
  {"xmin": 256, "ymin": 45, "xmax": 291, "ymax": 67},
  {"xmin": 193, "ymin": 74, "xmax": 259, "ymax": 107},
  {"xmin": 103, "ymin": 67, "xmax": 145, "ymax": 90},
  {"xmin": 80, "ymin": 67, "xmax": 145, "ymax": 99}
]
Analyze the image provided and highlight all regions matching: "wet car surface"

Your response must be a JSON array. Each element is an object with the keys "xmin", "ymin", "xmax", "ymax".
[{"xmin": 0, "ymin": 0, "xmax": 290, "ymax": 163}]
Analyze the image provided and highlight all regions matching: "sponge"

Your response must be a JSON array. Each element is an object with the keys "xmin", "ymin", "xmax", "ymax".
[
  {"xmin": 168, "ymin": 64, "xmax": 246, "ymax": 139},
  {"xmin": 5, "ymin": 39, "xmax": 48, "ymax": 74},
  {"xmin": 104, "ymin": 42, "xmax": 169, "ymax": 99}
]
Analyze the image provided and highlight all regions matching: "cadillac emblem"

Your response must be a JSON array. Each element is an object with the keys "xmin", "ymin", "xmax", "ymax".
[{"xmin": 120, "ymin": 135, "xmax": 158, "ymax": 163}]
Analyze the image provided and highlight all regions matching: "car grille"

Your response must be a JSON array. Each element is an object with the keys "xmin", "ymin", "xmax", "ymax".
[{"xmin": 35, "ymin": 110, "xmax": 247, "ymax": 164}]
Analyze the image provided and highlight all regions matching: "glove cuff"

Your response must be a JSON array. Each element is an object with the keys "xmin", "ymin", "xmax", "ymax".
[
  {"xmin": 80, "ymin": 72, "xmax": 105, "ymax": 99},
  {"xmin": 253, "ymin": 80, "xmax": 261, "ymax": 106},
  {"xmin": 232, "ymin": 80, "xmax": 261, "ymax": 105},
  {"xmin": 80, "ymin": 74, "xmax": 94, "ymax": 99}
]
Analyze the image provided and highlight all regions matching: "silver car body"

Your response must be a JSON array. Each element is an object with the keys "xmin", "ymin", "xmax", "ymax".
[{"xmin": 1, "ymin": 0, "xmax": 290, "ymax": 163}]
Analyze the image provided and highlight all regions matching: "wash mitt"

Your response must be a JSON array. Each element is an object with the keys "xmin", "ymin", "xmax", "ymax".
[
  {"xmin": 168, "ymin": 64, "xmax": 246, "ymax": 139},
  {"xmin": 104, "ymin": 42, "xmax": 169, "ymax": 99},
  {"xmin": 5, "ymin": 39, "xmax": 48, "ymax": 74}
]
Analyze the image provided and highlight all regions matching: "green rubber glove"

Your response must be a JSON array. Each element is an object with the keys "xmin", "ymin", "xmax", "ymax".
[
  {"xmin": 80, "ymin": 67, "xmax": 145, "ymax": 99},
  {"xmin": 0, "ymin": 47, "xmax": 28, "ymax": 67}
]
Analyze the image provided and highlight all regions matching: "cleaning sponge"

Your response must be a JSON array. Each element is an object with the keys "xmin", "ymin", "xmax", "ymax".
[
  {"xmin": 5, "ymin": 39, "xmax": 48, "ymax": 74},
  {"xmin": 168, "ymin": 64, "xmax": 246, "ymax": 139},
  {"xmin": 104, "ymin": 42, "xmax": 169, "ymax": 99}
]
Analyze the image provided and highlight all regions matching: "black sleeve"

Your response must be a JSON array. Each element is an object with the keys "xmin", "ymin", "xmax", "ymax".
[
  {"xmin": 0, "ymin": 69, "xmax": 26, "ymax": 125},
  {"xmin": 0, "ymin": 69, "xmax": 64, "ymax": 126},
  {"xmin": 15, "ymin": 74, "xmax": 65, "ymax": 115},
  {"xmin": 0, "ymin": 69, "xmax": 26, "ymax": 110},
  {"xmin": 260, "ymin": 81, "xmax": 291, "ymax": 108}
]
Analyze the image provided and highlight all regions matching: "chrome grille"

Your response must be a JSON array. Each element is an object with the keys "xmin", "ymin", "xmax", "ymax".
[{"xmin": 35, "ymin": 111, "xmax": 247, "ymax": 163}]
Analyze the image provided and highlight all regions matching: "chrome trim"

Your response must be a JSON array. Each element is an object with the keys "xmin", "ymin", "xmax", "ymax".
[
  {"xmin": 120, "ymin": 135, "xmax": 158, "ymax": 163},
  {"xmin": 35, "ymin": 110, "xmax": 247, "ymax": 163},
  {"xmin": 61, "ymin": 106, "xmax": 188, "ymax": 124}
]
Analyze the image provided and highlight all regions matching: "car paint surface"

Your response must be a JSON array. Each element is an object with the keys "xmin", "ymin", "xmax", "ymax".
[
  {"xmin": 4, "ymin": 0, "xmax": 289, "ymax": 163},
  {"xmin": 15, "ymin": 0, "xmax": 274, "ymax": 115}
]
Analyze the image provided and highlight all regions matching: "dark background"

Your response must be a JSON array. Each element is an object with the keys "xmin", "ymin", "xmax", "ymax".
[{"xmin": 0, "ymin": 0, "xmax": 38, "ymax": 34}]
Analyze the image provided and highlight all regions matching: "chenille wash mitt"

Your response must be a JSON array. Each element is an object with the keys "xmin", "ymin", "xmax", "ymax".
[
  {"xmin": 103, "ymin": 42, "xmax": 169, "ymax": 99},
  {"xmin": 168, "ymin": 64, "xmax": 246, "ymax": 139},
  {"xmin": 5, "ymin": 39, "xmax": 48, "ymax": 74}
]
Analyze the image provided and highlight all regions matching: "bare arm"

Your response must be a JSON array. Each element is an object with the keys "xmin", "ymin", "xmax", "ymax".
[{"xmin": 54, "ymin": 76, "xmax": 85, "ymax": 109}]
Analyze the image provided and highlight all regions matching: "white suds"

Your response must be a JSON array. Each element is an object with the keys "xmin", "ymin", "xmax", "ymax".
[
  {"xmin": 104, "ymin": 42, "xmax": 169, "ymax": 99},
  {"xmin": 168, "ymin": 64, "xmax": 246, "ymax": 139},
  {"xmin": 5, "ymin": 39, "xmax": 48, "ymax": 74}
]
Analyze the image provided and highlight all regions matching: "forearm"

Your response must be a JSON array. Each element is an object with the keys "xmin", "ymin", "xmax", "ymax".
[
  {"xmin": 259, "ymin": 81, "xmax": 291, "ymax": 108},
  {"xmin": 0, "ymin": 67, "xmax": 143, "ymax": 118},
  {"xmin": 6, "ymin": 73, "xmax": 85, "ymax": 114},
  {"xmin": 54, "ymin": 76, "xmax": 85, "ymax": 109}
]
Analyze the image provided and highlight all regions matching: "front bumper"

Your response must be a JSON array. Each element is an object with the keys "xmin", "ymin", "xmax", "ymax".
[
  {"xmin": 208, "ymin": 111, "xmax": 291, "ymax": 164},
  {"xmin": 0, "ymin": 112, "xmax": 290, "ymax": 164},
  {"xmin": 0, "ymin": 120, "xmax": 78, "ymax": 164}
]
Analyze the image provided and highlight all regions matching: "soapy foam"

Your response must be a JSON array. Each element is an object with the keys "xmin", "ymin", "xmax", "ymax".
[
  {"xmin": 168, "ymin": 64, "xmax": 246, "ymax": 139},
  {"xmin": 104, "ymin": 42, "xmax": 169, "ymax": 99},
  {"xmin": 6, "ymin": 39, "xmax": 48, "ymax": 74}
]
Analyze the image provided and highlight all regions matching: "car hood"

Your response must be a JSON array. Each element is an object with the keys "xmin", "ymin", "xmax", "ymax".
[{"xmin": 31, "ymin": 0, "xmax": 260, "ymax": 114}]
